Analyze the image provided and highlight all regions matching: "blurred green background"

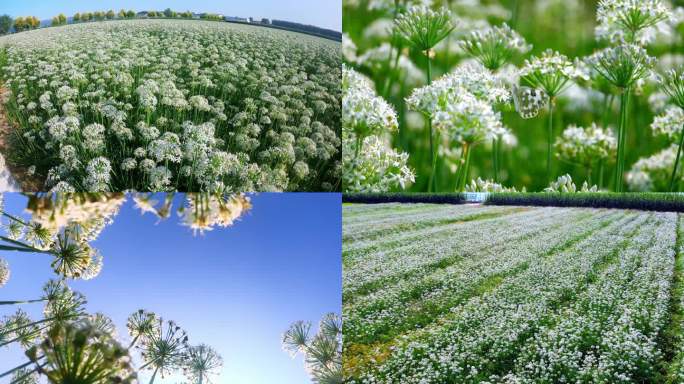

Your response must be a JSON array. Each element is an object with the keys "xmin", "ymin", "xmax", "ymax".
[{"xmin": 343, "ymin": 0, "xmax": 684, "ymax": 192}]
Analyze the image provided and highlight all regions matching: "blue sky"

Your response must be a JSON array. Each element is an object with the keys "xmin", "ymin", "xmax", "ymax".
[
  {"xmin": 0, "ymin": 0, "xmax": 341, "ymax": 31},
  {"xmin": 0, "ymin": 193, "xmax": 341, "ymax": 384}
]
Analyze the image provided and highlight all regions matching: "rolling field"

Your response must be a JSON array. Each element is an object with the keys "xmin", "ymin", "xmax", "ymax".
[{"xmin": 343, "ymin": 203, "xmax": 684, "ymax": 383}]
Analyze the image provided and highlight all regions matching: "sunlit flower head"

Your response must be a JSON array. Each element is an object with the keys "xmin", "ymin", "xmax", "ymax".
[
  {"xmin": 183, "ymin": 344, "xmax": 224, "ymax": 384},
  {"xmin": 627, "ymin": 144, "xmax": 681, "ymax": 190},
  {"xmin": 651, "ymin": 106, "xmax": 684, "ymax": 139},
  {"xmin": 597, "ymin": 0, "xmax": 671, "ymax": 40},
  {"xmin": 138, "ymin": 318, "xmax": 189, "ymax": 378},
  {"xmin": 4, "ymin": 309, "xmax": 41, "ymax": 349},
  {"xmin": 43, "ymin": 288, "xmax": 87, "ymax": 323},
  {"xmin": 126, "ymin": 309, "xmax": 160, "ymax": 346},
  {"xmin": 26, "ymin": 320, "xmax": 136, "ymax": 384},
  {"xmin": 90, "ymin": 312, "xmax": 116, "ymax": 336},
  {"xmin": 283, "ymin": 313, "xmax": 342, "ymax": 384},
  {"xmin": 587, "ymin": 44, "xmax": 655, "ymax": 89},
  {"xmin": 660, "ymin": 67, "xmax": 684, "ymax": 109},
  {"xmin": 519, "ymin": 49, "xmax": 589, "ymax": 97},
  {"xmin": 49, "ymin": 224, "xmax": 99, "ymax": 279},
  {"xmin": 343, "ymin": 135, "xmax": 415, "ymax": 193},
  {"xmin": 460, "ymin": 23, "xmax": 531, "ymax": 70},
  {"xmin": 555, "ymin": 123, "xmax": 617, "ymax": 166},
  {"xmin": 394, "ymin": 5, "xmax": 455, "ymax": 52},
  {"xmin": 342, "ymin": 66, "xmax": 398, "ymax": 139}
]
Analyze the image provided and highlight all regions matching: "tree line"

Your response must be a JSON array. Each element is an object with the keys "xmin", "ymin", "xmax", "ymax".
[{"xmin": 0, "ymin": 9, "xmax": 200, "ymax": 34}]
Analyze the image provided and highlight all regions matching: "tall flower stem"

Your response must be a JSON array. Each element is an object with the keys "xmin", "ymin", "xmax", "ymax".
[
  {"xmin": 492, "ymin": 137, "xmax": 499, "ymax": 183},
  {"xmin": 547, "ymin": 99, "xmax": 555, "ymax": 183},
  {"xmin": 670, "ymin": 126, "xmax": 684, "ymax": 192},
  {"xmin": 457, "ymin": 143, "xmax": 472, "ymax": 192},
  {"xmin": 453, "ymin": 144, "xmax": 466, "ymax": 191},
  {"xmin": 615, "ymin": 88, "xmax": 631, "ymax": 192},
  {"xmin": 149, "ymin": 367, "xmax": 159, "ymax": 384},
  {"xmin": 598, "ymin": 159, "xmax": 605, "ymax": 189},
  {"xmin": 0, "ymin": 360, "xmax": 33, "ymax": 378},
  {"xmin": 0, "ymin": 299, "xmax": 45, "ymax": 305},
  {"xmin": 425, "ymin": 53, "xmax": 436, "ymax": 192}
]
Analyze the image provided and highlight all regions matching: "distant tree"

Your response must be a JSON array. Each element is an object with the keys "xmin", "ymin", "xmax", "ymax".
[
  {"xmin": 126, "ymin": 10, "xmax": 135, "ymax": 19},
  {"xmin": 30, "ymin": 16, "xmax": 40, "ymax": 29},
  {"xmin": 13, "ymin": 16, "xmax": 24, "ymax": 32},
  {"xmin": 170, "ymin": 11, "xmax": 177, "ymax": 18},
  {"xmin": 94, "ymin": 11, "xmax": 105, "ymax": 21},
  {"xmin": 82, "ymin": 12, "xmax": 92, "ymax": 21},
  {"xmin": 164, "ymin": 8, "xmax": 173, "ymax": 18},
  {"xmin": 118, "ymin": 9, "xmax": 126, "ymax": 18},
  {"xmin": 106, "ymin": 10, "xmax": 115, "ymax": 19},
  {"xmin": 73, "ymin": 12, "xmax": 81, "ymax": 23},
  {"xmin": 0, "ymin": 15, "xmax": 12, "ymax": 35},
  {"xmin": 201, "ymin": 14, "xmax": 222, "ymax": 21}
]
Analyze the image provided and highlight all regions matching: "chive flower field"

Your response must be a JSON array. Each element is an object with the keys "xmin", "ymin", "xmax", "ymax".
[
  {"xmin": 343, "ymin": 0, "xmax": 684, "ymax": 193},
  {"xmin": 343, "ymin": 202, "xmax": 684, "ymax": 383},
  {"xmin": 0, "ymin": 19, "xmax": 341, "ymax": 192}
]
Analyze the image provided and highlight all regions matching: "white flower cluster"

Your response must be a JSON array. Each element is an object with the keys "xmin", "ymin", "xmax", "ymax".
[
  {"xmin": 519, "ymin": 49, "xmax": 589, "ymax": 97},
  {"xmin": 0, "ymin": 19, "xmax": 341, "ymax": 192},
  {"xmin": 544, "ymin": 173, "xmax": 599, "ymax": 192},
  {"xmin": 651, "ymin": 106, "xmax": 684, "ymax": 139},
  {"xmin": 344, "ymin": 203, "xmax": 674, "ymax": 383},
  {"xmin": 460, "ymin": 23, "xmax": 532, "ymax": 70},
  {"xmin": 596, "ymin": 0, "xmax": 671, "ymax": 44},
  {"xmin": 555, "ymin": 123, "xmax": 617, "ymax": 166},
  {"xmin": 394, "ymin": 5, "xmax": 454, "ymax": 52},
  {"xmin": 626, "ymin": 144, "xmax": 681, "ymax": 190},
  {"xmin": 342, "ymin": 67, "xmax": 413, "ymax": 192},
  {"xmin": 465, "ymin": 177, "xmax": 522, "ymax": 192},
  {"xmin": 343, "ymin": 135, "xmax": 415, "ymax": 193},
  {"xmin": 342, "ymin": 65, "xmax": 398, "ymax": 138},
  {"xmin": 406, "ymin": 64, "xmax": 509, "ymax": 144}
]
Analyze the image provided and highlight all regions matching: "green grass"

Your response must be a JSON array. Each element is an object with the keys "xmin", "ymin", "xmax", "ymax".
[
  {"xmin": 486, "ymin": 192, "xmax": 684, "ymax": 212},
  {"xmin": 343, "ymin": 192, "xmax": 466, "ymax": 204}
]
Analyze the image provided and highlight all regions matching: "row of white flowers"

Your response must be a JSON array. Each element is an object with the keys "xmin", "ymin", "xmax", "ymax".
[
  {"xmin": 0, "ymin": 19, "xmax": 341, "ymax": 191},
  {"xmin": 344, "ymin": 204, "xmax": 680, "ymax": 383}
]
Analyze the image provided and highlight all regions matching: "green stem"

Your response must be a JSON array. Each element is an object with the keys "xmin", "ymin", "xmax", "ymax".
[
  {"xmin": 0, "ymin": 359, "xmax": 33, "ymax": 378},
  {"xmin": 492, "ymin": 138, "xmax": 498, "ymax": 183},
  {"xmin": 615, "ymin": 88, "xmax": 630, "ymax": 192},
  {"xmin": 453, "ymin": 144, "xmax": 466, "ymax": 191},
  {"xmin": 0, "ymin": 299, "xmax": 45, "ymax": 305},
  {"xmin": 458, "ymin": 143, "xmax": 472, "ymax": 192},
  {"xmin": 149, "ymin": 366, "xmax": 159, "ymax": 384},
  {"xmin": 586, "ymin": 165, "xmax": 592, "ymax": 185},
  {"xmin": 547, "ymin": 99, "xmax": 555, "ymax": 183},
  {"xmin": 426, "ymin": 54, "xmax": 435, "ymax": 192},
  {"xmin": 670, "ymin": 127, "xmax": 684, "ymax": 192},
  {"xmin": 598, "ymin": 159, "xmax": 604, "ymax": 189}
]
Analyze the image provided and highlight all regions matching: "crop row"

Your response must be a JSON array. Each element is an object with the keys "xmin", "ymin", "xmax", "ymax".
[{"xmin": 343, "ymin": 204, "xmax": 684, "ymax": 383}]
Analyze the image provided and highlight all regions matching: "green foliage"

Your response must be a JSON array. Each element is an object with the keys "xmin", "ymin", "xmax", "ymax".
[
  {"xmin": 0, "ymin": 15, "xmax": 12, "ymax": 35},
  {"xmin": 50, "ymin": 13, "xmax": 66, "ymax": 27},
  {"xmin": 486, "ymin": 191, "xmax": 684, "ymax": 211},
  {"xmin": 343, "ymin": 192, "xmax": 466, "ymax": 205}
]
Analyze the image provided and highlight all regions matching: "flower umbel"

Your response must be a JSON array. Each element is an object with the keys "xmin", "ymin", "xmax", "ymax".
[{"xmin": 394, "ymin": 5, "xmax": 455, "ymax": 52}]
